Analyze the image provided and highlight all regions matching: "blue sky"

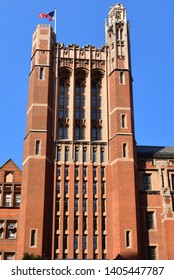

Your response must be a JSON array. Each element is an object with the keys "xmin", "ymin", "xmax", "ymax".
[{"xmin": 0, "ymin": 0, "xmax": 174, "ymax": 168}]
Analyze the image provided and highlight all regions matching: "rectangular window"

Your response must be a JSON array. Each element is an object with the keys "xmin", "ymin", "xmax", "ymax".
[
  {"xmin": 74, "ymin": 216, "xmax": 78, "ymax": 231},
  {"xmin": 64, "ymin": 181, "xmax": 68, "ymax": 195},
  {"xmin": 93, "ymin": 149, "xmax": 97, "ymax": 162},
  {"xmin": 75, "ymin": 181, "xmax": 78, "ymax": 195},
  {"xmin": 83, "ymin": 181, "xmax": 87, "ymax": 195},
  {"xmin": 126, "ymin": 230, "xmax": 131, "ymax": 248},
  {"xmin": 102, "ymin": 235, "xmax": 106, "ymax": 250},
  {"xmin": 93, "ymin": 167, "xmax": 97, "ymax": 178},
  {"xmin": 65, "ymin": 166, "xmax": 69, "ymax": 177},
  {"xmin": 120, "ymin": 71, "xmax": 124, "ymax": 84},
  {"xmin": 101, "ymin": 167, "xmax": 105, "ymax": 178},
  {"xmin": 6, "ymin": 221, "xmax": 17, "ymax": 239},
  {"xmin": 63, "ymin": 235, "xmax": 68, "ymax": 250},
  {"xmin": 57, "ymin": 166, "xmax": 61, "ymax": 177},
  {"xmin": 35, "ymin": 140, "xmax": 41, "ymax": 155},
  {"xmin": 4, "ymin": 253, "xmax": 15, "ymax": 260},
  {"xmin": 83, "ymin": 216, "xmax": 87, "ymax": 231},
  {"xmin": 171, "ymin": 174, "xmax": 174, "ymax": 191},
  {"xmin": 123, "ymin": 143, "xmax": 127, "ymax": 158},
  {"xmin": 74, "ymin": 235, "xmax": 78, "ymax": 250},
  {"xmin": 64, "ymin": 216, "xmax": 68, "ymax": 231},
  {"xmin": 147, "ymin": 246, "xmax": 157, "ymax": 260},
  {"xmin": 14, "ymin": 193, "xmax": 21, "ymax": 207},
  {"xmin": 93, "ymin": 199, "xmax": 97, "ymax": 212},
  {"xmin": 56, "ymin": 181, "xmax": 60, "ymax": 193},
  {"xmin": 102, "ymin": 199, "xmax": 105, "ymax": 212},
  {"xmin": 64, "ymin": 198, "xmax": 68, "ymax": 212},
  {"xmin": 57, "ymin": 148, "xmax": 61, "ymax": 161},
  {"xmin": 83, "ymin": 198, "xmax": 87, "ymax": 212},
  {"xmin": 143, "ymin": 174, "xmax": 151, "ymax": 190},
  {"xmin": 101, "ymin": 148, "xmax": 104, "ymax": 162},
  {"xmin": 121, "ymin": 114, "xmax": 126, "ymax": 128},
  {"xmin": 93, "ymin": 181, "xmax": 97, "ymax": 195},
  {"xmin": 4, "ymin": 193, "xmax": 11, "ymax": 207},
  {"xmin": 146, "ymin": 211, "xmax": 155, "ymax": 230},
  {"xmin": 83, "ymin": 235, "xmax": 87, "ymax": 250},
  {"xmin": 83, "ymin": 148, "xmax": 87, "ymax": 162},
  {"xmin": 83, "ymin": 166, "xmax": 87, "ymax": 177},
  {"xmin": 102, "ymin": 216, "xmax": 106, "ymax": 231},
  {"xmin": 39, "ymin": 67, "xmax": 44, "ymax": 80},
  {"xmin": 65, "ymin": 148, "xmax": 69, "ymax": 162},
  {"xmin": 94, "ymin": 235, "xmax": 97, "ymax": 250},
  {"xmin": 75, "ymin": 166, "xmax": 79, "ymax": 178},
  {"xmin": 30, "ymin": 229, "xmax": 37, "ymax": 247},
  {"xmin": 94, "ymin": 217, "xmax": 97, "ymax": 231},
  {"xmin": 74, "ymin": 198, "xmax": 79, "ymax": 212},
  {"xmin": 101, "ymin": 181, "xmax": 105, "ymax": 195},
  {"xmin": 0, "ymin": 220, "xmax": 4, "ymax": 239},
  {"xmin": 75, "ymin": 148, "xmax": 79, "ymax": 162}
]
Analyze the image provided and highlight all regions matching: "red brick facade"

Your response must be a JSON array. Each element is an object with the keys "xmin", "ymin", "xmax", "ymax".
[{"xmin": 1, "ymin": 4, "xmax": 174, "ymax": 260}]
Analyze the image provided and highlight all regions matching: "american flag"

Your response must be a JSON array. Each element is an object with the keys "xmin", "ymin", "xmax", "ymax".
[{"xmin": 39, "ymin": 11, "xmax": 55, "ymax": 21}]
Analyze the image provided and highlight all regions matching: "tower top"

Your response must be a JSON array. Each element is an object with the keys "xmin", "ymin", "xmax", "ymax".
[{"xmin": 108, "ymin": 3, "xmax": 127, "ymax": 25}]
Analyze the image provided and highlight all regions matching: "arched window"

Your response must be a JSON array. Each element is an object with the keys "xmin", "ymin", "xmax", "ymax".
[
  {"xmin": 75, "ymin": 80, "xmax": 86, "ymax": 120},
  {"xmin": 91, "ymin": 79, "xmax": 102, "ymax": 140},
  {"xmin": 58, "ymin": 78, "xmax": 70, "ymax": 140}
]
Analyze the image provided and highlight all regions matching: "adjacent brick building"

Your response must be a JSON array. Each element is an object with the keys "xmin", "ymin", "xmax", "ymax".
[{"xmin": 1, "ymin": 3, "xmax": 174, "ymax": 260}]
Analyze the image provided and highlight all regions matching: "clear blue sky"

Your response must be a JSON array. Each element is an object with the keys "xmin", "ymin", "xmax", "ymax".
[{"xmin": 1, "ymin": 0, "xmax": 174, "ymax": 168}]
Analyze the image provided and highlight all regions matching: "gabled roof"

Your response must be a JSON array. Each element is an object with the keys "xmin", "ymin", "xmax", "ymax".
[{"xmin": 0, "ymin": 159, "xmax": 22, "ymax": 172}]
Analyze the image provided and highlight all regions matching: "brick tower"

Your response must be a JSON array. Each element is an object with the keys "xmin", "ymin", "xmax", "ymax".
[
  {"xmin": 17, "ymin": 25, "xmax": 56, "ymax": 259},
  {"xmin": 17, "ymin": 3, "xmax": 139, "ymax": 259}
]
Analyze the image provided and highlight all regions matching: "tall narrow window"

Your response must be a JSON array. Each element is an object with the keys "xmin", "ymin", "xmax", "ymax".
[
  {"xmin": 126, "ymin": 230, "xmax": 131, "ymax": 248},
  {"xmin": 64, "ymin": 198, "xmax": 68, "ymax": 212},
  {"xmin": 93, "ymin": 181, "xmax": 97, "ymax": 195},
  {"xmin": 35, "ymin": 140, "xmax": 41, "ymax": 155},
  {"xmin": 65, "ymin": 166, "xmax": 69, "ymax": 177},
  {"xmin": 75, "ymin": 147, "xmax": 79, "ymax": 162},
  {"xmin": 75, "ymin": 181, "xmax": 79, "ymax": 195},
  {"xmin": 74, "ymin": 216, "xmax": 78, "ymax": 231},
  {"xmin": 58, "ymin": 79, "xmax": 70, "ymax": 139},
  {"xmin": 57, "ymin": 148, "xmax": 61, "ymax": 161},
  {"xmin": 120, "ymin": 71, "xmax": 124, "ymax": 84},
  {"xmin": 121, "ymin": 114, "xmax": 126, "ymax": 128},
  {"xmin": 93, "ymin": 148, "xmax": 97, "ymax": 162},
  {"xmin": 64, "ymin": 181, "xmax": 68, "ymax": 195},
  {"xmin": 75, "ymin": 125, "xmax": 80, "ymax": 140},
  {"xmin": 30, "ymin": 229, "xmax": 37, "ymax": 247},
  {"xmin": 83, "ymin": 147, "xmax": 87, "ymax": 162},
  {"xmin": 74, "ymin": 235, "xmax": 78, "ymax": 250},
  {"xmin": 91, "ymin": 79, "xmax": 102, "ymax": 140},
  {"xmin": 101, "ymin": 147, "xmax": 104, "ymax": 163},
  {"xmin": 74, "ymin": 198, "xmax": 79, "ymax": 212},
  {"xmin": 39, "ymin": 67, "xmax": 44, "ymax": 80},
  {"xmin": 63, "ymin": 235, "xmax": 68, "ymax": 250},
  {"xmin": 83, "ymin": 198, "xmax": 87, "ymax": 212},
  {"xmin": 123, "ymin": 143, "xmax": 127, "ymax": 158},
  {"xmin": 65, "ymin": 148, "xmax": 69, "ymax": 162},
  {"xmin": 171, "ymin": 174, "xmax": 174, "ymax": 191},
  {"xmin": 143, "ymin": 174, "xmax": 151, "ymax": 190},
  {"xmin": 93, "ymin": 199, "xmax": 97, "ymax": 212},
  {"xmin": 146, "ymin": 211, "xmax": 155, "ymax": 230},
  {"xmin": 4, "ymin": 193, "xmax": 11, "ymax": 207},
  {"xmin": 94, "ymin": 235, "xmax": 97, "ymax": 250},
  {"xmin": 14, "ymin": 193, "xmax": 21, "ymax": 207},
  {"xmin": 83, "ymin": 181, "xmax": 87, "ymax": 195},
  {"xmin": 83, "ymin": 235, "xmax": 87, "ymax": 250}
]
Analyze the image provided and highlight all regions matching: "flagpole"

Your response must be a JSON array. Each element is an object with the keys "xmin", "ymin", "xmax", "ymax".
[{"xmin": 54, "ymin": 7, "xmax": 57, "ymax": 36}]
